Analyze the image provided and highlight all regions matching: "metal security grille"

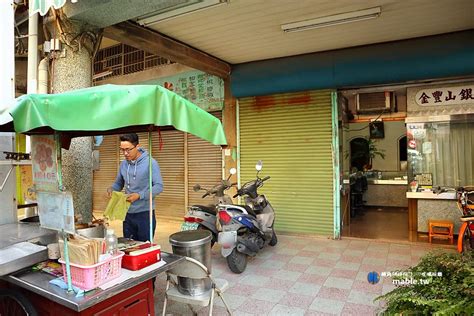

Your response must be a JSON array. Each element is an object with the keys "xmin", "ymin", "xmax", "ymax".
[
  {"xmin": 92, "ymin": 135, "xmax": 118, "ymax": 212},
  {"xmin": 92, "ymin": 125, "xmax": 222, "ymax": 222},
  {"xmin": 152, "ymin": 130, "xmax": 185, "ymax": 221},
  {"xmin": 93, "ymin": 44, "xmax": 175, "ymax": 83},
  {"xmin": 239, "ymin": 90, "xmax": 334, "ymax": 236},
  {"xmin": 187, "ymin": 112, "xmax": 223, "ymax": 207}
]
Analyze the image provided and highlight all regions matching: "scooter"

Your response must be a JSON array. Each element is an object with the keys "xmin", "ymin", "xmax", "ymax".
[
  {"xmin": 181, "ymin": 168, "xmax": 237, "ymax": 246},
  {"xmin": 217, "ymin": 161, "xmax": 277, "ymax": 273}
]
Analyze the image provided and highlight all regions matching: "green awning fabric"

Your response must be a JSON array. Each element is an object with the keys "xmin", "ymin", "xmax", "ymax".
[
  {"xmin": 30, "ymin": 0, "xmax": 67, "ymax": 16},
  {"xmin": 11, "ymin": 84, "xmax": 227, "ymax": 146}
]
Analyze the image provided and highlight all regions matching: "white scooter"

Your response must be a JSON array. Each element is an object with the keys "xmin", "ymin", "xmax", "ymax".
[
  {"xmin": 217, "ymin": 161, "xmax": 277, "ymax": 273},
  {"xmin": 181, "ymin": 168, "xmax": 237, "ymax": 246}
]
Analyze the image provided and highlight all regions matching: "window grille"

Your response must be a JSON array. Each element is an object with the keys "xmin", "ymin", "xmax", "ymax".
[{"xmin": 93, "ymin": 44, "xmax": 174, "ymax": 83}]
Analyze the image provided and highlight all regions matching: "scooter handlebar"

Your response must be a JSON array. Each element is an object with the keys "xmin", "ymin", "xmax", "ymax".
[
  {"xmin": 202, "ymin": 192, "xmax": 210, "ymax": 198},
  {"xmin": 262, "ymin": 176, "xmax": 271, "ymax": 182}
]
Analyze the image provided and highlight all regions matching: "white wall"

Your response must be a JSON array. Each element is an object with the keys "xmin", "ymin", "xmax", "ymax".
[{"xmin": 343, "ymin": 121, "xmax": 406, "ymax": 172}]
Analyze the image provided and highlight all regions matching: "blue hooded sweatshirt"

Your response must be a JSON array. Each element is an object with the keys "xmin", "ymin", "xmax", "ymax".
[{"xmin": 111, "ymin": 148, "xmax": 163, "ymax": 214}]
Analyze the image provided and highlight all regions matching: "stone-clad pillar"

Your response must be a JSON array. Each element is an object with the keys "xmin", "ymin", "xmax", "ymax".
[{"xmin": 47, "ymin": 9, "xmax": 101, "ymax": 223}]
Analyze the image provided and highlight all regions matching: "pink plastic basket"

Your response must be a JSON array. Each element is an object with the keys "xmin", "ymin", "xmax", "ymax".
[{"xmin": 59, "ymin": 252, "xmax": 124, "ymax": 290}]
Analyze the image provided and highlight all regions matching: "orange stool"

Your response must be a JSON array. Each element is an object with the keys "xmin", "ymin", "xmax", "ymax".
[{"xmin": 428, "ymin": 220, "xmax": 454, "ymax": 244}]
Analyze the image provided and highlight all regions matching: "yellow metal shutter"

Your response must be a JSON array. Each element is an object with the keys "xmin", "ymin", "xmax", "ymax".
[
  {"xmin": 187, "ymin": 111, "xmax": 223, "ymax": 207},
  {"xmin": 152, "ymin": 130, "xmax": 185, "ymax": 221},
  {"xmin": 239, "ymin": 90, "xmax": 334, "ymax": 236},
  {"xmin": 93, "ymin": 135, "xmax": 118, "ymax": 212}
]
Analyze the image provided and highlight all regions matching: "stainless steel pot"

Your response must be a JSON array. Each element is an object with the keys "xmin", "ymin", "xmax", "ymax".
[{"xmin": 76, "ymin": 225, "xmax": 106, "ymax": 238}]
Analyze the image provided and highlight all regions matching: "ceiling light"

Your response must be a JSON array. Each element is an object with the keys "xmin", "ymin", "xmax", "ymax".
[
  {"xmin": 281, "ymin": 7, "xmax": 381, "ymax": 33},
  {"xmin": 136, "ymin": 0, "xmax": 229, "ymax": 27}
]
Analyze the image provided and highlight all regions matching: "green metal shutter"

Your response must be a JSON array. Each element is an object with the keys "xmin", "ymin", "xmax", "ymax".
[{"xmin": 239, "ymin": 90, "xmax": 334, "ymax": 236}]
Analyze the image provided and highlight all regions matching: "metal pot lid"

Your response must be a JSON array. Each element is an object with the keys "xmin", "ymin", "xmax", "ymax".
[{"xmin": 169, "ymin": 230, "xmax": 211, "ymax": 247}]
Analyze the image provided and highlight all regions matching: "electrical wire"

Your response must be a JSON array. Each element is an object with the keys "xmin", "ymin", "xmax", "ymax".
[{"xmin": 343, "ymin": 108, "xmax": 388, "ymax": 132}]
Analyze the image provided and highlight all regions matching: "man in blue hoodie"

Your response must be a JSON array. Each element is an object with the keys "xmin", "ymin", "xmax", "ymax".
[{"xmin": 107, "ymin": 133, "xmax": 163, "ymax": 242}]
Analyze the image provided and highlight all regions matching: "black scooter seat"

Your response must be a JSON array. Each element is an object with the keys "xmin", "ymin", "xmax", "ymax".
[{"xmin": 194, "ymin": 205, "xmax": 217, "ymax": 215}]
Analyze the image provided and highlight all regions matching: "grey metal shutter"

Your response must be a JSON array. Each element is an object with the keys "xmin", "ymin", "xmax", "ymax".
[
  {"xmin": 239, "ymin": 90, "xmax": 334, "ymax": 236},
  {"xmin": 93, "ymin": 135, "xmax": 118, "ymax": 212},
  {"xmin": 152, "ymin": 130, "xmax": 185, "ymax": 221},
  {"xmin": 187, "ymin": 111, "xmax": 223, "ymax": 207}
]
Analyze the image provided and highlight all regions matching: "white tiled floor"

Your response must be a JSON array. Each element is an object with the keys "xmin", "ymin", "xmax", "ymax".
[{"xmin": 108, "ymin": 218, "xmax": 455, "ymax": 315}]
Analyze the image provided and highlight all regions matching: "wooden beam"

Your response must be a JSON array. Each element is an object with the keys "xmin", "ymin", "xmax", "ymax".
[{"xmin": 103, "ymin": 22, "xmax": 231, "ymax": 78}]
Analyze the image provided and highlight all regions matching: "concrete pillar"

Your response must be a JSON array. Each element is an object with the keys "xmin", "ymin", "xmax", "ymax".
[{"xmin": 49, "ymin": 16, "xmax": 100, "ymax": 223}]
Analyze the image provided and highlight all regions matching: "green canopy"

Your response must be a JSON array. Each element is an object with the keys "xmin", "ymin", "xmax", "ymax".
[
  {"xmin": 30, "ymin": 0, "xmax": 66, "ymax": 16},
  {"xmin": 11, "ymin": 84, "xmax": 227, "ymax": 146}
]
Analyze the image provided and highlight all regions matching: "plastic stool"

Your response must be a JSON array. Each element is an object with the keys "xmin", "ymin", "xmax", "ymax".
[{"xmin": 428, "ymin": 220, "xmax": 454, "ymax": 244}]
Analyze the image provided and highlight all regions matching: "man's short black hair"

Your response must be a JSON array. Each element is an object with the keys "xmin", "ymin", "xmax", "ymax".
[{"xmin": 120, "ymin": 133, "xmax": 139, "ymax": 146}]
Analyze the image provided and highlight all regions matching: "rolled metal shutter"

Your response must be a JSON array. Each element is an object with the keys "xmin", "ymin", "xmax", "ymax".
[
  {"xmin": 93, "ymin": 135, "xmax": 118, "ymax": 212},
  {"xmin": 152, "ymin": 130, "xmax": 185, "ymax": 221},
  {"xmin": 239, "ymin": 90, "xmax": 334, "ymax": 236},
  {"xmin": 94, "ymin": 133, "xmax": 149, "ymax": 212},
  {"xmin": 187, "ymin": 111, "xmax": 223, "ymax": 207}
]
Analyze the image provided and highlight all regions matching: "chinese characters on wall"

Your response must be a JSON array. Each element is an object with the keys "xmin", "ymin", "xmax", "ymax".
[
  {"xmin": 31, "ymin": 135, "xmax": 58, "ymax": 192},
  {"xmin": 415, "ymin": 85, "xmax": 474, "ymax": 106},
  {"xmin": 151, "ymin": 70, "xmax": 224, "ymax": 112}
]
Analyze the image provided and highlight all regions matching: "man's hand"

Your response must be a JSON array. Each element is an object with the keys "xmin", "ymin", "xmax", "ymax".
[
  {"xmin": 106, "ymin": 187, "xmax": 113, "ymax": 198},
  {"xmin": 126, "ymin": 193, "xmax": 140, "ymax": 203}
]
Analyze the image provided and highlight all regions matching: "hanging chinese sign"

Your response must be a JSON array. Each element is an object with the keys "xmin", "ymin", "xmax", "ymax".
[
  {"xmin": 31, "ymin": 135, "xmax": 58, "ymax": 192},
  {"xmin": 415, "ymin": 85, "xmax": 474, "ymax": 106},
  {"xmin": 148, "ymin": 70, "xmax": 224, "ymax": 112}
]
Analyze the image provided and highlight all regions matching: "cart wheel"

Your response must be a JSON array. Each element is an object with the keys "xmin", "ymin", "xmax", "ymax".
[{"xmin": 0, "ymin": 288, "xmax": 37, "ymax": 316}]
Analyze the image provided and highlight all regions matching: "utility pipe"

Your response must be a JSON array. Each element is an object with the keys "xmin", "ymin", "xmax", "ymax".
[
  {"xmin": 38, "ymin": 57, "xmax": 49, "ymax": 93},
  {"xmin": 27, "ymin": 2, "xmax": 38, "ymax": 94}
]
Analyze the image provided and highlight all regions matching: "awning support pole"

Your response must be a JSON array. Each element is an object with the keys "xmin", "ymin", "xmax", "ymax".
[{"xmin": 148, "ymin": 130, "xmax": 153, "ymax": 243}]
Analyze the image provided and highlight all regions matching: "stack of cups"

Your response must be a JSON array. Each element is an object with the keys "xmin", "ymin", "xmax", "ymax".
[{"xmin": 47, "ymin": 243, "xmax": 60, "ymax": 260}]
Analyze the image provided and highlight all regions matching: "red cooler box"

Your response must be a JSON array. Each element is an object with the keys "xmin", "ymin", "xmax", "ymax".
[{"xmin": 121, "ymin": 243, "xmax": 161, "ymax": 271}]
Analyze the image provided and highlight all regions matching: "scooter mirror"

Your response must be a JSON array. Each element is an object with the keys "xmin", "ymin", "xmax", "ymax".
[
  {"xmin": 230, "ymin": 168, "xmax": 237, "ymax": 175},
  {"xmin": 255, "ymin": 160, "xmax": 263, "ymax": 171},
  {"xmin": 193, "ymin": 184, "xmax": 201, "ymax": 192}
]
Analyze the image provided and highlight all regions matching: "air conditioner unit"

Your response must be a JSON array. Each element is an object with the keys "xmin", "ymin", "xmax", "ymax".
[{"xmin": 356, "ymin": 91, "xmax": 394, "ymax": 114}]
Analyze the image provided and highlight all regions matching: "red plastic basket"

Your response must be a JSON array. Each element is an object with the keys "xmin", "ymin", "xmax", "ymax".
[{"xmin": 59, "ymin": 251, "xmax": 124, "ymax": 290}]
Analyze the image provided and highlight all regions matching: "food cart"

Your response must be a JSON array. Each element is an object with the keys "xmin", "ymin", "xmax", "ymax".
[{"xmin": 0, "ymin": 84, "xmax": 227, "ymax": 315}]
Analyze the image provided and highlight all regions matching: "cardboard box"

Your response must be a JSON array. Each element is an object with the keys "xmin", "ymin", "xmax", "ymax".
[{"xmin": 121, "ymin": 243, "xmax": 161, "ymax": 271}]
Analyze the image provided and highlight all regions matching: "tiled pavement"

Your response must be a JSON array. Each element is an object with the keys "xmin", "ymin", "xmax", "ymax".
[{"xmin": 115, "ymin": 219, "xmax": 452, "ymax": 316}]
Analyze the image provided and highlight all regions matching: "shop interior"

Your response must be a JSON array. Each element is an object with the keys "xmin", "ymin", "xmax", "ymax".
[{"xmin": 339, "ymin": 88, "xmax": 409, "ymax": 240}]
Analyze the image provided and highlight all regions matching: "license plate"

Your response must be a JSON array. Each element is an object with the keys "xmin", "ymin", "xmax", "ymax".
[
  {"xmin": 181, "ymin": 222, "xmax": 199, "ymax": 231},
  {"xmin": 218, "ymin": 231, "xmax": 237, "ymax": 248}
]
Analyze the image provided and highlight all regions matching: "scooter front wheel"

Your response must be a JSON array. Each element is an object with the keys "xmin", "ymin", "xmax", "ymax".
[
  {"xmin": 269, "ymin": 228, "xmax": 278, "ymax": 246},
  {"xmin": 226, "ymin": 249, "xmax": 248, "ymax": 274}
]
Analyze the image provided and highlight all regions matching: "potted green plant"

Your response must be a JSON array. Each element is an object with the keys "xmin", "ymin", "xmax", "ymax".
[
  {"xmin": 345, "ymin": 138, "xmax": 385, "ymax": 170},
  {"xmin": 366, "ymin": 138, "xmax": 385, "ymax": 170}
]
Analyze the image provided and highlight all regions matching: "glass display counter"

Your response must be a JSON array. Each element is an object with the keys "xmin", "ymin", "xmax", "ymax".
[{"xmin": 405, "ymin": 113, "xmax": 474, "ymax": 241}]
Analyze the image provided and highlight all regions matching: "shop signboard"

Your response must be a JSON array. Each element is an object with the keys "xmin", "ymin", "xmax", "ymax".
[
  {"xmin": 31, "ymin": 135, "xmax": 58, "ymax": 192},
  {"xmin": 415, "ymin": 85, "xmax": 474, "ymax": 106},
  {"xmin": 37, "ymin": 191, "xmax": 75, "ymax": 233},
  {"xmin": 146, "ymin": 70, "xmax": 224, "ymax": 112}
]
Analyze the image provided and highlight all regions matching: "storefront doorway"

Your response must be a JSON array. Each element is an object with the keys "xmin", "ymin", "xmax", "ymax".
[{"xmin": 339, "ymin": 88, "xmax": 409, "ymax": 240}]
